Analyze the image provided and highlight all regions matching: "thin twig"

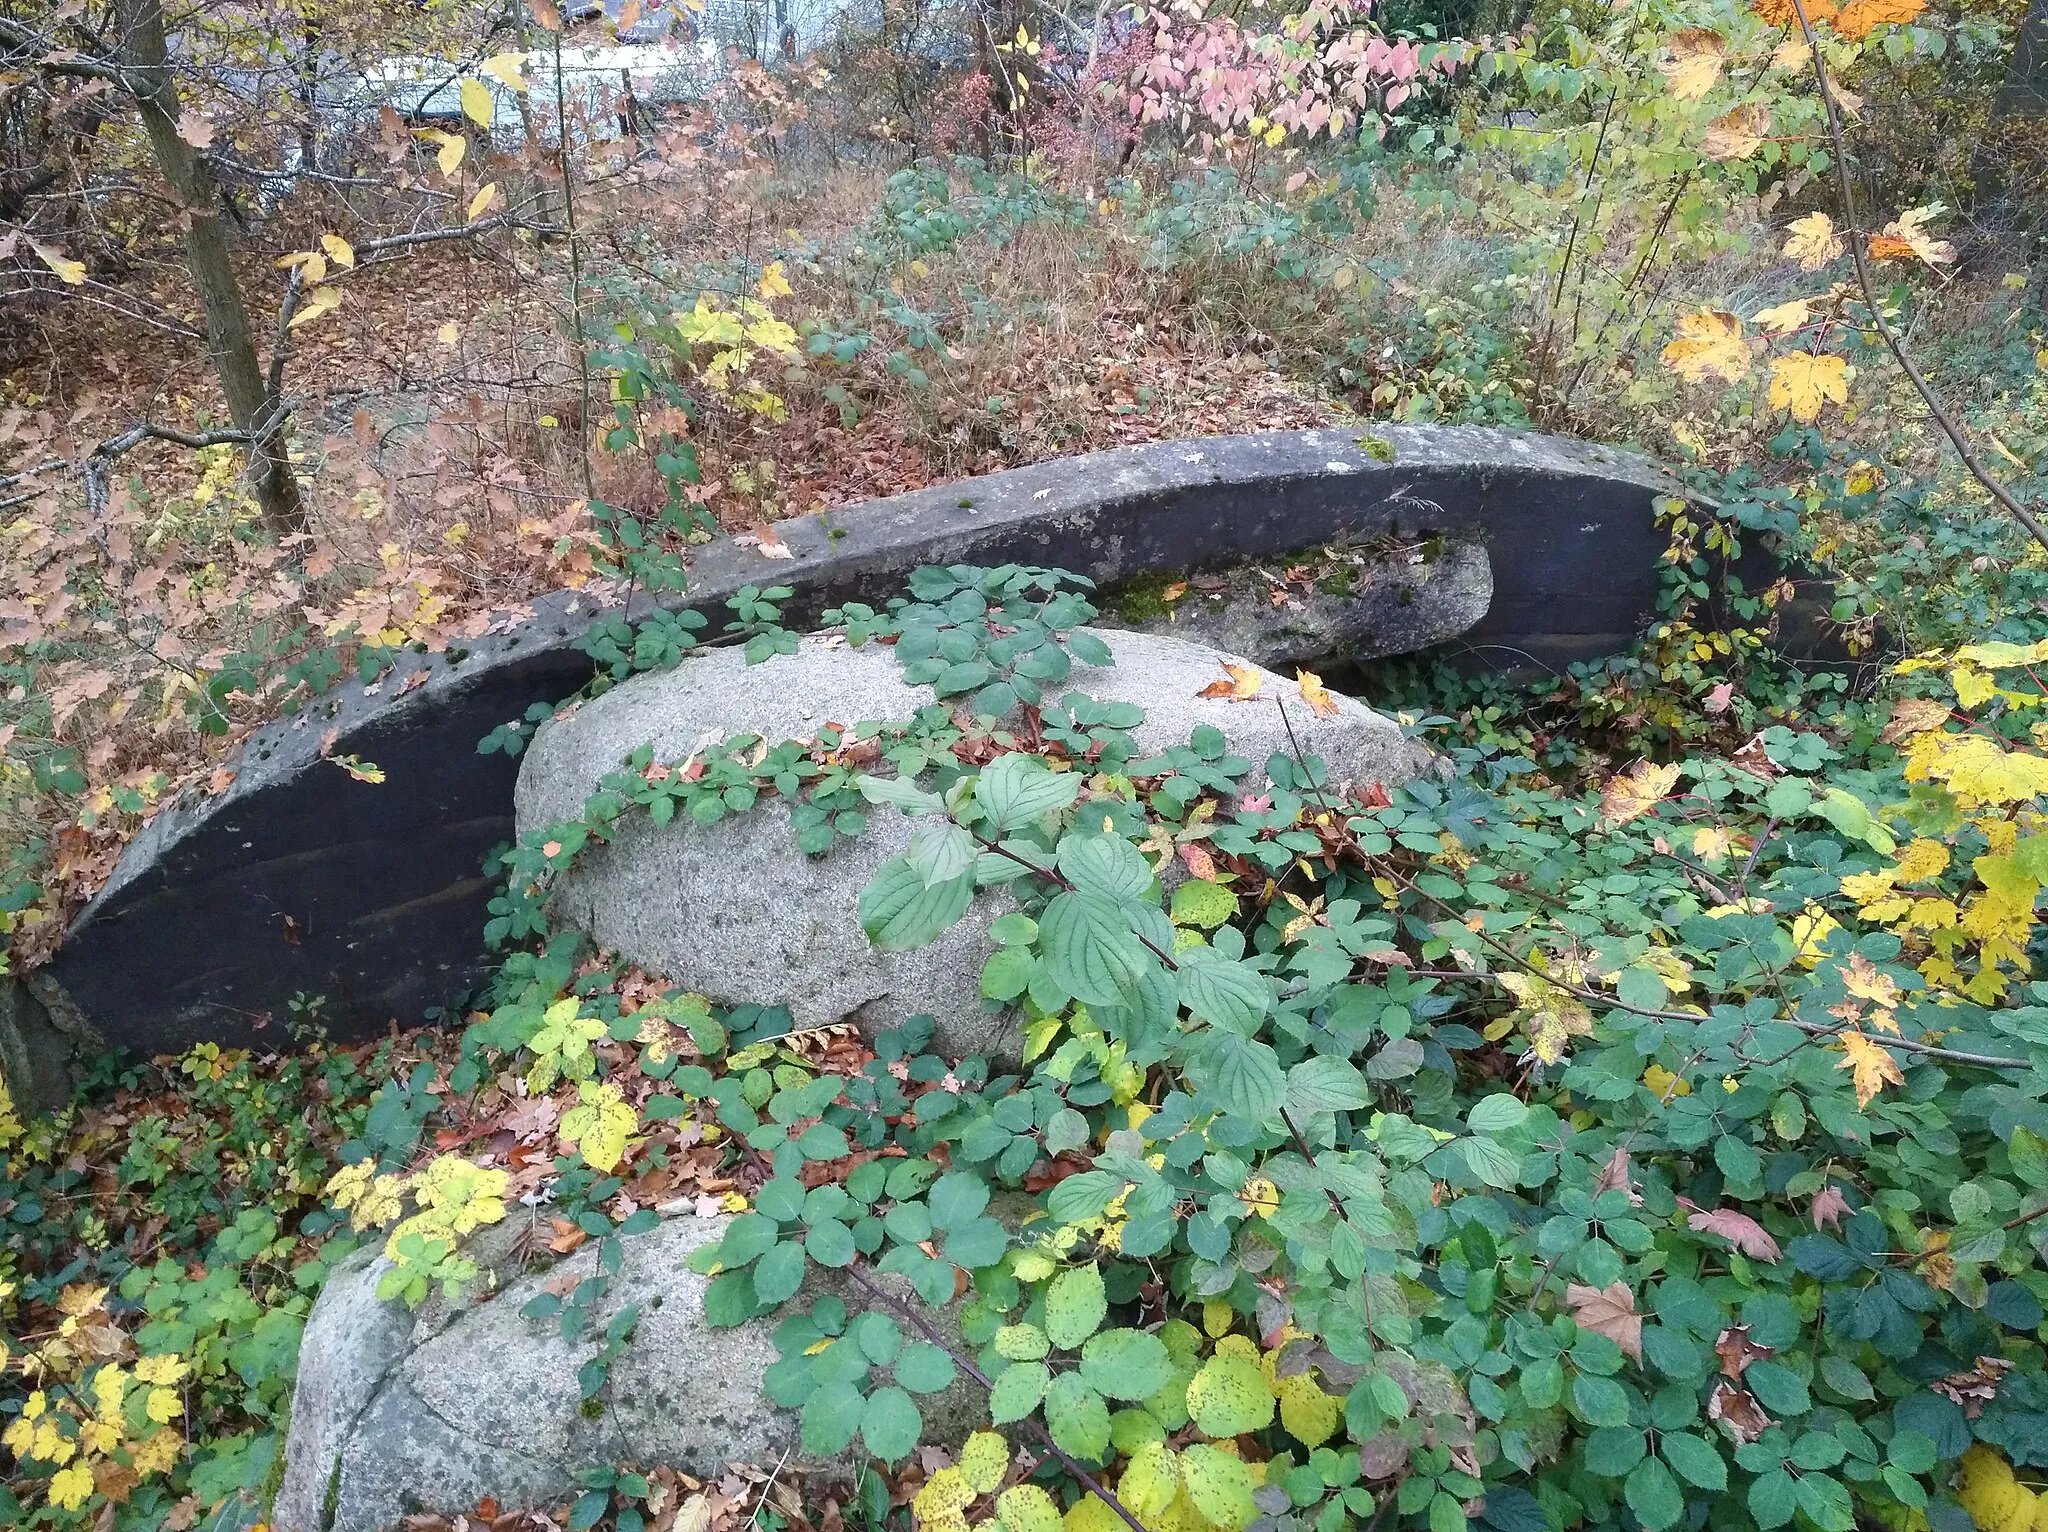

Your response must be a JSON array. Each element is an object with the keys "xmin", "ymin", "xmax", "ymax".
[{"xmin": 1788, "ymin": 0, "xmax": 2048, "ymax": 554}]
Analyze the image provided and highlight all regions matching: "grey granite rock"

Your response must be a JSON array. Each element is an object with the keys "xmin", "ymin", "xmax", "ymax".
[
  {"xmin": 515, "ymin": 627, "xmax": 1428, "ymax": 1058},
  {"xmin": 274, "ymin": 1213, "xmax": 984, "ymax": 1532}
]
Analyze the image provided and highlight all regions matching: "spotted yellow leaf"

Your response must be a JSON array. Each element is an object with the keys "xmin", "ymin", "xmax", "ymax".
[
  {"xmin": 1838, "ymin": 1030, "xmax": 1905, "ymax": 1107},
  {"xmin": 1783, "ymin": 212, "xmax": 1844, "ymax": 271},
  {"xmin": 1660, "ymin": 310, "xmax": 1749, "ymax": 384}
]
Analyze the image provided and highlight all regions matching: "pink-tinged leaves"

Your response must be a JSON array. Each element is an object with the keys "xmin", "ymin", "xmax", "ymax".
[
  {"xmin": 1686, "ymin": 1205, "xmax": 1782, "ymax": 1261},
  {"xmin": 1810, "ymin": 1185, "xmax": 1851, "ymax": 1229}
]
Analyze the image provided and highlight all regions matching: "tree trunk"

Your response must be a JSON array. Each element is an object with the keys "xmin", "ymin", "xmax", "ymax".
[
  {"xmin": 1970, "ymin": 0, "xmax": 2048, "ymax": 284},
  {"xmin": 112, "ymin": 0, "xmax": 305, "ymax": 535}
]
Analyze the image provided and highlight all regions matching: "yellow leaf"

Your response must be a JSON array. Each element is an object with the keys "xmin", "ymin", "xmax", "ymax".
[
  {"xmin": 1754, "ymin": 0, "xmax": 1837, "ymax": 24},
  {"xmin": 1601, "ymin": 760, "xmax": 1682, "ymax": 826},
  {"xmin": 997, "ymin": 1486, "xmax": 1065, "ymax": 1532},
  {"xmin": 1693, "ymin": 826, "xmax": 1734, "ymax": 862},
  {"xmin": 289, "ymin": 285, "xmax": 344, "ymax": 329},
  {"xmin": 1658, "ymin": 30, "xmax": 1726, "ymax": 100},
  {"xmin": 1197, "ymin": 662, "xmax": 1264, "ymax": 701},
  {"xmin": 418, "ymin": 129, "xmax": 467, "ymax": 177},
  {"xmin": 960, "ymin": 1430, "xmax": 1012, "ymax": 1494},
  {"xmin": 468, "ymin": 183, "xmax": 500, "ymax": 220},
  {"xmin": 460, "ymin": 78, "xmax": 496, "ymax": 129},
  {"xmin": 320, "ymin": 233, "xmax": 356, "ymax": 268},
  {"xmin": 1297, "ymin": 670, "xmax": 1341, "ymax": 719},
  {"xmin": 1238, "ymin": 1177, "xmax": 1281, "ymax": 1219},
  {"xmin": 436, "ymin": 321, "xmax": 460, "ymax": 346},
  {"xmin": 49, "ymin": 1463, "xmax": 95, "ymax": 1512},
  {"xmin": 1202, "ymin": 1299, "xmax": 1235, "ymax": 1338},
  {"xmin": 1751, "ymin": 297, "xmax": 1814, "ymax": 334},
  {"xmin": 1660, "ymin": 310, "xmax": 1749, "ymax": 384},
  {"xmin": 1701, "ymin": 102, "xmax": 1770, "ymax": 161},
  {"xmin": 558, "ymin": 1080, "xmax": 637, "ymax": 1171},
  {"xmin": 1276, "ymin": 1373, "xmax": 1342, "ymax": 1447},
  {"xmin": 1835, "ymin": 0, "xmax": 1925, "ymax": 39},
  {"xmin": 1121, "ymin": 1444, "xmax": 1181, "ymax": 1519},
  {"xmin": 28, "ymin": 235, "xmax": 86, "ymax": 285},
  {"xmin": 1838, "ymin": 1030, "xmax": 1905, "ymax": 1107},
  {"xmin": 1790, "ymin": 906, "xmax": 1843, "ymax": 967},
  {"xmin": 482, "ymin": 51, "xmax": 529, "ymax": 90},
  {"xmin": 1643, "ymin": 1063, "xmax": 1692, "ymax": 1099},
  {"xmin": 175, "ymin": 108, "xmax": 216, "ymax": 148},
  {"xmin": 1768, "ymin": 352, "xmax": 1850, "ymax": 423},
  {"xmin": 1783, "ymin": 212, "xmax": 1844, "ymax": 271},
  {"xmin": 756, "ymin": 260, "xmax": 793, "ymax": 300},
  {"xmin": 915, "ymin": 1468, "xmax": 977, "ymax": 1524}
]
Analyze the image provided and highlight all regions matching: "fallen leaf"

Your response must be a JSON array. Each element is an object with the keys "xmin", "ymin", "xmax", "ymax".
[
  {"xmin": 1810, "ymin": 1184, "xmax": 1850, "ymax": 1229},
  {"xmin": 1768, "ymin": 351, "xmax": 1849, "ymax": 423},
  {"xmin": 1687, "ymin": 1206, "xmax": 1782, "ymax": 1261},
  {"xmin": 437, "ymin": 321, "xmax": 461, "ymax": 346},
  {"xmin": 1713, "ymin": 1324, "xmax": 1774, "ymax": 1379},
  {"xmin": 1297, "ymin": 670, "xmax": 1340, "ymax": 718},
  {"xmin": 1660, "ymin": 310, "xmax": 1749, "ymax": 384},
  {"xmin": 1881, "ymin": 695, "xmax": 1951, "ymax": 743},
  {"xmin": 1783, "ymin": 211, "xmax": 1844, "ymax": 271},
  {"xmin": 1592, "ymin": 1147, "xmax": 1643, "ymax": 1207},
  {"xmin": 1600, "ymin": 760, "xmax": 1682, "ymax": 826},
  {"xmin": 1838, "ymin": 1029, "xmax": 1905, "ymax": 1108},
  {"xmin": 1659, "ymin": 29, "xmax": 1727, "ymax": 99},
  {"xmin": 1693, "ymin": 826, "xmax": 1734, "ymax": 861},
  {"xmin": 548, "ymin": 1216, "xmax": 588, "ymax": 1253},
  {"xmin": 1706, "ymin": 1379, "xmax": 1771, "ymax": 1442},
  {"xmin": 1565, "ymin": 1281, "xmax": 1643, "ymax": 1362},
  {"xmin": 27, "ymin": 234, "xmax": 85, "ymax": 285},
  {"xmin": 1197, "ymin": 662, "xmax": 1264, "ymax": 701}
]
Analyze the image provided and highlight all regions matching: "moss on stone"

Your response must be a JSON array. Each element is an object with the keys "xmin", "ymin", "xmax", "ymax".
[{"xmin": 1109, "ymin": 571, "xmax": 1189, "ymax": 625}]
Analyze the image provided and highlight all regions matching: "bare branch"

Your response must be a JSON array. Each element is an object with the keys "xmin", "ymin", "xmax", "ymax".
[{"xmin": 1788, "ymin": 0, "xmax": 2048, "ymax": 555}]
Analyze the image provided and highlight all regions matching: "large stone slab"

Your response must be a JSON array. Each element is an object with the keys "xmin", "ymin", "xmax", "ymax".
[
  {"xmin": 273, "ymin": 1214, "xmax": 985, "ymax": 1532},
  {"xmin": 517, "ymin": 627, "xmax": 1428, "ymax": 1058},
  {"xmin": 48, "ymin": 427, "xmax": 1682, "ymax": 1056}
]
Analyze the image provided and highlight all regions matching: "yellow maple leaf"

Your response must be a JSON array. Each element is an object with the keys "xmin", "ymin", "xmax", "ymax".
[
  {"xmin": 1601, "ymin": 760, "xmax": 1683, "ymax": 826},
  {"xmin": 1659, "ymin": 30, "xmax": 1727, "ymax": 99},
  {"xmin": 1835, "ymin": 0, "xmax": 1925, "ymax": 39},
  {"xmin": 1297, "ymin": 670, "xmax": 1341, "ymax": 719},
  {"xmin": 1838, "ymin": 1030, "xmax": 1905, "ymax": 1107},
  {"xmin": 1693, "ymin": 826, "xmax": 1735, "ymax": 862},
  {"xmin": 1701, "ymin": 103, "xmax": 1770, "ymax": 161},
  {"xmin": 1751, "ymin": 297, "xmax": 1815, "ymax": 334},
  {"xmin": 1661, "ymin": 310, "xmax": 1749, "ymax": 384},
  {"xmin": 1894, "ymin": 837, "xmax": 1951, "ymax": 882},
  {"xmin": 1791, "ymin": 905, "xmax": 1843, "ymax": 967},
  {"xmin": 1643, "ymin": 1062, "xmax": 1692, "ymax": 1098},
  {"xmin": 1198, "ymin": 662, "xmax": 1264, "ymax": 701},
  {"xmin": 1768, "ymin": 352, "xmax": 1850, "ymax": 423},
  {"xmin": 1783, "ymin": 212, "xmax": 1844, "ymax": 271},
  {"xmin": 756, "ymin": 260, "xmax": 793, "ymax": 300}
]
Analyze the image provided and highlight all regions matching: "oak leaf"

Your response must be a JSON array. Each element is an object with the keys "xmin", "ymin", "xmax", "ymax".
[
  {"xmin": 1768, "ymin": 351, "xmax": 1849, "ymax": 423},
  {"xmin": 1565, "ymin": 1281, "xmax": 1643, "ymax": 1362},
  {"xmin": 1660, "ymin": 310, "xmax": 1749, "ymax": 384}
]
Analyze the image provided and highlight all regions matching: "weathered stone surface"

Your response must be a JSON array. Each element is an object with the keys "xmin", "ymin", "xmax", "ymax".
[
  {"xmin": 0, "ymin": 973, "xmax": 97, "ymax": 1116},
  {"xmin": 52, "ymin": 426, "xmax": 1686, "ymax": 1056},
  {"xmin": 1109, "ymin": 538, "xmax": 1493, "ymax": 669},
  {"xmin": 274, "ymin": 1214, "xmax": 983, "ymax": 1532},
  {"xmin": 518, "ymin": 627, "xmax": 1425, "ymax": 1058}
]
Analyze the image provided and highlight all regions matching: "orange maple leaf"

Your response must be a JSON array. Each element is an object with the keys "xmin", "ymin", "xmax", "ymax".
[{"xmin": 1297, "ymin": 670, "xmax": 1341, "ymax": 719}]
